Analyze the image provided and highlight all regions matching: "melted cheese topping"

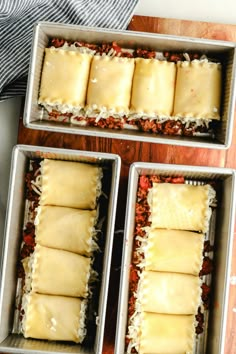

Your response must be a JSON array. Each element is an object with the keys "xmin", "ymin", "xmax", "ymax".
[
  {"xmin": 139, "ymin": 312, "xmax": 195, "ymax": 354},
  {"xmin": 130, "ymin": 58, "xmax": 176, "ymax": 116},
  {"xmin": 140, "ymin": 271, "xmax": 201, "ymax": 315},
  {"xmin": 173, "ymin": 60, "xmax": 222, "ymax": 120},
  {"xmin": 35, "ymin": 206, "xmax": 98, "ymax": 256},
  {"xmin": 30, "ymin": 244, "xmax": 91, "ymax": 298},
  {"xmin": 22, "ymin": 293, "xmax": 86, "ymax": 343},
  {"xmin": 40, "ymin": 159, "xmax": 102, "ymax": 210},
  {"xmin": 86, "ymin": 55, "xmax": 134, "ymax": 114},
  {"xmin": 148, "ymin": 183, "xmax": 215, "ymax": 232},
  {"xmin": 142, "ymin": 229, "xmax": 204, "ymax": 275}
]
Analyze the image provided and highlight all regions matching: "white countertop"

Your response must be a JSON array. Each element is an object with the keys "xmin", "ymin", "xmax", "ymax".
[
  {"xmin": 135, "ymin": 0, "xmax": 236, "ymax": 25},
  {"xmin": 0, "ymin": 0, "xmax": 235, "ymax": 242}
]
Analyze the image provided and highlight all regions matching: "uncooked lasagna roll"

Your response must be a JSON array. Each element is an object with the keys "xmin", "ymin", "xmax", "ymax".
[
  {"xmin": 173, "ymin": 60, "xmax": 222, "ymax": 119},
  {"xmin": 138, "ymin": 312, "xmax": 195, "ymax": 354},
  {"xmin": 35, "ymin": 206, "xmax": 98, "ymax": 256},
  {"xmin": 22, "ymin": 293, "xmax": 87, "ymax": 343},
  {"xmin": 23, "ymin": 244, "xmax": 91, "ymax": 298},
  {"xmin": 139, "ymin": 271, "xmax": 201, "ymax": 315},
  {"xmin": 86, "ymin": 55, "xmax": 135, "ymax": 116},
  {"xmin": 130, "ymin": 58, "xmax": 176, "ymax": 116},
  {"xmin": 148, "ymin": 183, "xmax": 215, "ymax": 232},
  {"xmin": 140, "ymin": 229, "xmax": 204, "ymax": 275},
  {"xmin": 38, "ymin": 48, "xmax": 93, "ymax": 114},
  {"xmin": 40, "ymin": 159, "xmax": 102, "ymax": 209}
]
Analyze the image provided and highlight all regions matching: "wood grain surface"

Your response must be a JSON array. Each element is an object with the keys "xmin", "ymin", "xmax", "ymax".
[{"xmin": 17, "ymin": 15, "xmax": 236, "ymax": 354}]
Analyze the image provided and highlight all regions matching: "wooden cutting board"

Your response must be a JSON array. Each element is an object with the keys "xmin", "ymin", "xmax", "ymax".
[{"xmin": 17, "ymin": 15, "xmax": 236, "ymax": 354}]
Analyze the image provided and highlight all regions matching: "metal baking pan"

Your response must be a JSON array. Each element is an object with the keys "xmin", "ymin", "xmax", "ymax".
[
  {"xmin": 23, "ymin": 21, "xmax": 236, "ymax": 149},
  {"xmin": 0, "ymin": 144, "xmax": 121, "ymax": 354},
  {"xmin": 115, "ymin": 162, "xmax": 236, "ymax": 354}
]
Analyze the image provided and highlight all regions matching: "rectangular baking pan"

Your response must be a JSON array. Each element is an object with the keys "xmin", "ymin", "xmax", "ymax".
[
  {"xmin": 0, "ymin": 144, "xmax": 121, "ymax": 354},
  {"xmin": 115, "ymin": 162, "xmax": 236, "ymax": 354},
  {"xmin": 23, "ymin": 21, "xmax": 236, "ymax": 149}
]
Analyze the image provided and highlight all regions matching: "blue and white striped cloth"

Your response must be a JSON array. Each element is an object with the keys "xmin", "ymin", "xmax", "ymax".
[{"xmin": 0, "ymin": 0, "xmax": 139, "ymax": 101}]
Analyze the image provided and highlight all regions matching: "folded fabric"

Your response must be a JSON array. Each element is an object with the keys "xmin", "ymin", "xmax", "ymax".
[{"xmin": 0, "ymin": 0, "xmax": 139, "ymax": 101}]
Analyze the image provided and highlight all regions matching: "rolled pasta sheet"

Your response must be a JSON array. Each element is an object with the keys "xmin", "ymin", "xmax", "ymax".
[
  {"xmin": 22, "ymin": 293, "xmax": 87, "ymax": 343},
  {"xmin": 130, "ymin": 58, "xmax": 176, "ymax": 116},
  {"xmin": 38, "ymin": 48, "xmax": 93, "ymax": 112},
  {"xmin": 148, "ymin": 183, "xmax": 216, "ymax": 232},
  {"xmin": 139, "ymin": 271, "xmax": 201, "ymax": 315},
  {"xmin": 40, "ymin": 159, "xmax": 102, "ymax": 209},
  {"xmin": 35, "ymin": 206, "xmax": 98, "ymax": 256},
  {"xmin": 141, "ymin": 229, "xmax": 204, "ymax": 275},
  {"xmin": 86, "ymin": 55, "xmax": 135, "ymax": 116},
  {"xmin": 24, "ymin": 244, "xmax": 91, "ymax": 298},
  {"xmin": 173, "ymin": 60, "xmax": 222, "ymax": 120},
  {"xmin": 139, "ymin": 312, "xmax": 195, "ymax": 354}
]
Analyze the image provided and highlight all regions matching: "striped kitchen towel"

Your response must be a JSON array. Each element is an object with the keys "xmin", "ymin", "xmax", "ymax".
[{"xmin": 0, "ymin": 0, "xmax": 139, "ymax": 101}]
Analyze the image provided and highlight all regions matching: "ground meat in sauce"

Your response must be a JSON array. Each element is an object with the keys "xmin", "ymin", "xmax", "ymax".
[
  {"xmin": 17, "ymin": 222, "xmax": 36, "ymax": 279},
  {"xmin": 163, "ymin": 51, "xmax": 201, "ymax": 62},
  {"xmin": 48, "ymin": 113, "xmax": 210, "ymax": 136},
  {"xmin": 201, "ymin": 283, "xmax": 211, "ymax": 310},
  {"xmin": 195, "ymin": 307, "xmax": 204, "ymax": 334},
  {"xmin": 136, "ymin": 119, "xmax": 211, "ymax": 136},
  {"xmin": 199, "ymin": 256, "xmax": 214, "ymax": 276},
  {"xmin": 17, "ymin": 161, "xmax": 40, "ymax": 279},
  {"xmin": 87, "ymin": 117, "xmax": 125, "ymax": 129},
  {"xmin": 48, "ymin": 110, "xmax": 71, "ymax": 123},
  {"xmin": 23, "ymin": 222, "xmax": 36, "ymax": 248},
  {"xmin": 50, "ymin": 38, "xmax": 203, "ymax": 63},
  {"xmin": 204, "ymin": 240, "xmax": 214, "ymax": 254}
]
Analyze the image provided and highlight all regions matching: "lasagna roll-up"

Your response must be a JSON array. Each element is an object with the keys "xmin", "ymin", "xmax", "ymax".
[
  {"xmin": 24, "ymin": 245, "xmax": 91, "ymax": 298},
  {"xmin": 86, "ymin": 55, "xmax": 135, "ymax": 115},
  {"xmin": 22, "ymin": 293, "xmax": 87, "ymax": 343},
  {"xmin": 38, "ymin": 48, "xmax": 93, "ymax": 112},
  {"xmin": 35, "ymin": 206, "xmax": 98, "ymax": 256},
  {"xmin": 130, "ymin": 58, "xmax": 176, "ymax": 116},
  {"xmin": 140, "ymin": 271, "xmax": 201, "ymax": 315},
  {"xmin": 173, "ymin": 60, "xmax": 222, "ymax": 119},
  {"xmin": 143, "ymin": 229, "xmax": 204, "ymax": 275},
  {"xmin": 148, "ymin": 183, "xmax": 215, "ymax": 232},
  {"xmin": 40, "ymin": 159, "xmax": 102, "ymax": 209},
  {"xmin": 139, "ymin": 312, "xmax": 195, "ymax": 354}
]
